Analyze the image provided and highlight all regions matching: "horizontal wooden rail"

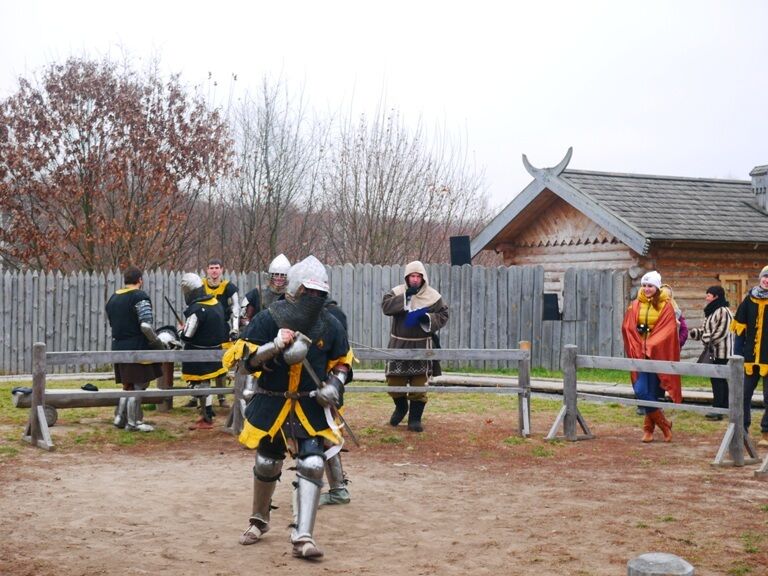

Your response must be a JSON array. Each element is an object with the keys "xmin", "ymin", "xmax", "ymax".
[
  {"xmin": 354, "ymin": 348, "xmax": 529, "ymax": 361},
  {"xmin": 45, "ymin": 349, "xmax": 224, "ymax": 365},
  {"xmin": 14, "ymin": 387, "xmax": 232, "ymax": 408},
  {"xmin": 348, "ymin": 385, "xmax": 524, "ymax": 395},
  {"xmin": 576, "ymin": 355, "xmax": 730, "ymax": 379},
  {"xmin": 44, "ymin": 347, "xmax": 529, "ymax": 366}
]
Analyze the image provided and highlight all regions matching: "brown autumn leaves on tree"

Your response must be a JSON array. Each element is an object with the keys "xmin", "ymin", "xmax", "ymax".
[
  {"xmin": 0, "ymin": 57, "xmax": 233, "ymax": 272},
  {"xmin": 0, "ymin": 56, "xmax": 497, "ymax": 273}
]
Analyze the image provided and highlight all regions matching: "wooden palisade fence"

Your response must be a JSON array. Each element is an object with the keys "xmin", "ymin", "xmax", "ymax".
[{"xmin": 2, "ymin": 265, "xmax": 627, "ymax": 375}]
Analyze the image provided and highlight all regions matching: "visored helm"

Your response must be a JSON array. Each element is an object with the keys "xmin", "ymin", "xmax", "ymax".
[
  {"xmin": 285, "ymin": 255, "xmax": 329, "ymax": 301},
  {"xmin": 268, "ymin": 253, "xmax": 291, "ymax": 292}
]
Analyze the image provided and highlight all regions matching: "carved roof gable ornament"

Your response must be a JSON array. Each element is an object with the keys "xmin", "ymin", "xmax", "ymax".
[{"xmin": 522, "ymin": 147, "xmax": 573, "ymax": 184}]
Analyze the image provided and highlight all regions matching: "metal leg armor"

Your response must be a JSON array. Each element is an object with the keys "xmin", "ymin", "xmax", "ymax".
[
  {"xmin": 203, "ymin": 395, "xmax": 215, "ymax": 423},
  {"xmin": 291, "ymin": 453, "xmax": 325, "ymax": 559},
  {"xmin": 239, "ymin": 452, "xmax": 283, "ymax": 545},
  {"xmin": 319, "ymin": 453, "xmax": 350, "ymax": 506},
  {"xmin": 126, "ymin": 397, "xmax": 153, "ymax": 432},
  {"xmin": 113, "ymin": 397, "xmax": 127, "ymax": 428}
]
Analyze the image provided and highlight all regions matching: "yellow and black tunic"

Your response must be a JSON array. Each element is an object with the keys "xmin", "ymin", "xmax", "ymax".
[
  {"xmin": 203, "ymin": 278, "xmax": 238, "ymax": 325},
  {"xmin": 180, "ymin": 295, "xmax": 229, "ymax": 382},
  {"xmin": 731, "ymin": 292, "xmax": 768, "ymax": 377},
  {"xmin": 238, "ymin": 309, "xmax": 352, "ymax": 449},
  {"xmin": 105, "ymin": 287, "xmax": 163, "ymax": 385}
]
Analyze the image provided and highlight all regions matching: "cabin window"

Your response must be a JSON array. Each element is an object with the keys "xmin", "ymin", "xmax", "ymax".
[
  {"xmin": 718, "ymin": 275, "xmax": 748, "ymax": 309},
  {"xmin": 542, "ymin": 293, "xmax": 561, "ymax": 321}
]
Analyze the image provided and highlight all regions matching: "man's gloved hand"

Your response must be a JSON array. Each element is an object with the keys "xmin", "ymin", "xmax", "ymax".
[
  {"xmin": 316, "ymin": 376, "xmax": 342, "ymax": 408},
  {"xmin": 404, "ymin": 307, "xmax": 428, "ymax": 328},
  {"xmin": 405, "ymin": 286, "xmax": 419, "ymax": 297},
  {"xmin": 149, "ymin": 338, "xmax": 168, "ymax": 350},
  {"xmin": 273, "ymin": 328, "xmax": 294, "ymax": 350}
]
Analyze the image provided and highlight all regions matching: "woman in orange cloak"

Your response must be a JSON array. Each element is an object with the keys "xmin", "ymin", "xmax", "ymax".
[{"xmin": 621, "ymin": 271, "xmax": 682, "ymax": 442}]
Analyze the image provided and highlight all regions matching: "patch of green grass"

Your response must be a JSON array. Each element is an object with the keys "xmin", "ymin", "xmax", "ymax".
[
  {"xmin": 379, "ymin": 435, "xmax": 403, "ymax": 445},
  {"xmin": 758, "ymin": 504, "xmax": 768, "ymax": 513},
  {"xmin": 659, "ymin": 515, "xmax": 676, "ymax": 523},
  {"xmin": 727, "ymin": 565, "xmax": 752, "ymax": 576},
  {"xmin": 740, "ymin": 531, "xmax": 764, "ymax": 554},
  {"xmin": 635, "ymin": 521, "xmax": 649, "ymax": 529},
  {"xmin": 0, "ymin": 445, "xmax": 19, "ymax": 457},
  {"xmin": 503, "ymin": 436, "xmax": 526, "ymax": 446},
  {"xmin": 358, "ymin": 426, "xmax": 382, "ymax": 437},
  {"xmin": 531, "ymin": 445, "xmax": 554, "ymax": 458}
]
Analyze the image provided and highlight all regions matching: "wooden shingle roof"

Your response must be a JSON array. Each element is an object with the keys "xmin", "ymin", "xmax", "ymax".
[
  {"xmin": 472, "ymin": 154, "xmax": 768, "ymax": 258},
  {"xmin": 561, "ymin": 170, "xmax": 767, "ymax": 243}
]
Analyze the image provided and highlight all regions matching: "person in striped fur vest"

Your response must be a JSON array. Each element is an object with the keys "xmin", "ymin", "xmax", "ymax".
[{"xmin": 688, "ymin": 285, "xmax": 733, "ymax": 421}]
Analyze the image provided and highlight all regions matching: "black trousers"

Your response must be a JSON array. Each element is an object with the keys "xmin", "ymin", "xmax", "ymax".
[
  {"xmin": 710, "ymin": 358, "xmax": 729, "ymax": 409},
  {"xmin": 743, "ymin": 371, "xmax": 768, "ymax": 433}
]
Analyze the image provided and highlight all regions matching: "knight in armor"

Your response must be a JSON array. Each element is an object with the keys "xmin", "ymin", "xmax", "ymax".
[
  {"xmin": 318, "ymin": 299, "xmax": 351, "ymax": 506},
  {"xmin": 237, "ymin": 255, "xmax": 352, "ymax": 560},
  {"xmin": 239, "ymin": 254, "xmax": 291, "ymax": 328},
  {"xmin": 203, "ymin": 258, "xmax": 239, "ymax": 408},
  {"xmin": 105, "ymin": 266, "xmax": 166, "ymax": 432},
  {"xmin": 180, "ymin": 272, "xmax": 230, "ymax": 430},
  {"xmin": 382, "ymin": 260, "xmax": 449, "ymax": 432}
]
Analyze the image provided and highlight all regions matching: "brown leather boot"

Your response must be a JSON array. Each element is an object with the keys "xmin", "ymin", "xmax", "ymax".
[
  {"xmin": 652, "ymin": 410, "xmax": 673, "ymax": 442},
  {"xmin": 641, "ymin": 414, "xmax": 655, "ymax": 443},
  {"xmin": 758, "ymin": 432, "xmax": 768, "ymax": 447}
]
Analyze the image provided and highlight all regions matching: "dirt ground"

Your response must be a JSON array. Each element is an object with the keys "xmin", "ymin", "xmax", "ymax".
[{"xmin": 1, "ymin": 396, "xmax": 767, "ymax": 576}]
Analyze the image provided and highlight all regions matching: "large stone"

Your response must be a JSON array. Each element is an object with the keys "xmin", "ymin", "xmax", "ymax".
[{"xmin": 627, "ymin": 553, "xmax": 695, "ymax": 576}]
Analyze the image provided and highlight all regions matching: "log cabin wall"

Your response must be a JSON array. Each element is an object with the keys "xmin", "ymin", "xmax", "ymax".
[
  {"xmin": 494, "ymin": 198, "xmax": 639, "ymax": 293},
  {"xmin": 638, "ymin": 245, "xmax": 766, "ymax": 357}
]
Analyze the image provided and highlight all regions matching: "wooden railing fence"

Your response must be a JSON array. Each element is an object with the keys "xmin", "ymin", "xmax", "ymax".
[
  {"xmin": 22, "ymin": 343, "xmax": 531, "ymax": 451},
  {"xmin": 549, "ymin": 345, "xmax": 768, "ymax": 477}
]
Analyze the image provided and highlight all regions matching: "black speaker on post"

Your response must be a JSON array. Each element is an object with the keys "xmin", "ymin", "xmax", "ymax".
[{"xmin": 449, "ymin": 235, "xmax": 471, "ymax": 266}]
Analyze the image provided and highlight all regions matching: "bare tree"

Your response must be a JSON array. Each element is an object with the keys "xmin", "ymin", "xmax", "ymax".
[
  {"xmin": 0, "ymin": 56, "xmax": 233, "ymax": 272},
  {"xmin": 218, "ymin": 78, "xmax": 327, "ymax": 272},
  {"xmin": 316, "ymin": 107, "xmax": 490, "ymax": 264}
]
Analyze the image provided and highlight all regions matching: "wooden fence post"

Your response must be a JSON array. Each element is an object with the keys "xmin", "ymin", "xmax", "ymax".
[
  {"xmin": 713, "ymin": 355, "xmax": 759, "ymax": 467},
  {"xmin": 562, "ymin": 344, "xmax": 578, "ymax": 440},
  {"xmin": 728, "ymin": 356, "xmax": 746, "ymax": 466},
  {"xmin": 517, "ymin": 341, "xmax": 531, "ymax": 436},
  {"xmin": 546, "ymin": 344, "xmax": 593, "ymax": 442},
  {"xmin": 25, "ymin": 342, "xmax": 54, "ymax": 450}
]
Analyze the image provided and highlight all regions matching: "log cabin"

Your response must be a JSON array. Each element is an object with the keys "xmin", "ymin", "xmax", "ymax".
[{"xmin": 470, "ymin": 148, "xmax": 768, "ymax": 335}]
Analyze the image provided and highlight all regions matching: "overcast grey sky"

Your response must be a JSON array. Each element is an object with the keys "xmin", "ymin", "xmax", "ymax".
[{"xmin": 1, "ymin": 0, "xmax": 766, "ymax": 210}]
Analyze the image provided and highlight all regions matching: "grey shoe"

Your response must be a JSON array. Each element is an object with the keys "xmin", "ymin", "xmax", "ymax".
[
  {"xmin": 126, "ymin": 422, "xmax": 154, "ymax": 432},
  {"xmin": 292, "ymin": 538, "xmax": 323, "ymax": 559},
  {"xmin": 318, "ymin": 487, "xmax": 350, "ymax": 506},
  {"xmin": 239, "ymin": 520, "xmax": 269, "ymax": 545}
]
